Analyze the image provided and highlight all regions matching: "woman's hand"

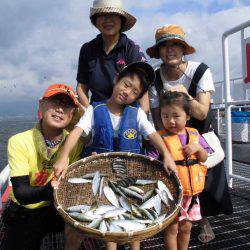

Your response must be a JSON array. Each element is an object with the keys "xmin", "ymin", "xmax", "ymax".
[
  {"xmin": 169, "ymin": 85, "xmax": 189, "ymax": 96},
  {"xmin": 169, "ymin": 85, "xmax": 193, "ymax": 101}
]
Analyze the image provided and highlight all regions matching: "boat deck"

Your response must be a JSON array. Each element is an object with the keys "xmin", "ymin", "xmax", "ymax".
[{"xmin": 0, "ymin": 161, "xmax": 249, "ymax": 250}]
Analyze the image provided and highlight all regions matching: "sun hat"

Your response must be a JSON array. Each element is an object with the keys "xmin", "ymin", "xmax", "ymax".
[
  {"xmin": 146, "ymin": 25, "xmax": 196, "ymax": 59},
  {"xmin": 90, "ymin": 0, "xmax": 136, "ymax": 32},
  {"xmin": 119, "ymin": 61, "xmax": 156, "ymax": 86},
  {"xmin": 42, "ymin": 83, "xmax": 78, "ymax": 106}
]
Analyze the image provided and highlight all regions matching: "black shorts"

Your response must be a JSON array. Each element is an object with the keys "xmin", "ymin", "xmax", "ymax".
[{"xmin": 1, "ymin": 201, "xmax": 64, "ymax": 250}]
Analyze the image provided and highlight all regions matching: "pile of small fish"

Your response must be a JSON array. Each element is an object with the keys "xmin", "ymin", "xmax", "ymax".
[{"xmin": 66, "ymin": 171, "xmax": 175, "ymax": 233}]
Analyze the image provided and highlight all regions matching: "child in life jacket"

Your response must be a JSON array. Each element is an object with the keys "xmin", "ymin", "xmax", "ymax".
[
  {"xmin": 158, "ymin": 91, "xmax": 210, "ymax": 250},
  {"xmin": 53, "ymin": 61, "xmax": 176, "ymax": 250}
]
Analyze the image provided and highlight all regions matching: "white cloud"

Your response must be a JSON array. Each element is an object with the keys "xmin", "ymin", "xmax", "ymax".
[{"xmin": 0, "ymin": 0, "xmax": 249, "ymax": 104}]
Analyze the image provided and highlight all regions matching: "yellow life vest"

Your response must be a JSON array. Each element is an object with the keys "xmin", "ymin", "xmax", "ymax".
[{"xmin": 158, "ymin": 127, "xmax": 207, "ymax": 196}]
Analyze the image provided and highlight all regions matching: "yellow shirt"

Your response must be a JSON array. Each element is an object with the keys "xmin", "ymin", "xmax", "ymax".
[{"xmin": 8, "ymin": 123, "xmax": 83, "ymax": 209}]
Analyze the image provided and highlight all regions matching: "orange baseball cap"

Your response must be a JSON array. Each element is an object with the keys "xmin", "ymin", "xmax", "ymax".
[{"xmin": 42, "ymin": 83, "xmax": 78, "ymax": 106}]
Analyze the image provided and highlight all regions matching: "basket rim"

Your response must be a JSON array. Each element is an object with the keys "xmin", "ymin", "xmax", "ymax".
[{"xmin": 54, "ymin": 152, "xmax": 183, "ymax": 239}]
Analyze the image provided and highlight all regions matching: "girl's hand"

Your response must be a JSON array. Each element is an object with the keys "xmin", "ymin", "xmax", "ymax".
[
  {"xmin": 53, "ymin": 159, "xmax": 69, "ymax": 179},
  {"xmin": 183, "ymin": 143, "xmax": 202, "ymax": 158}
]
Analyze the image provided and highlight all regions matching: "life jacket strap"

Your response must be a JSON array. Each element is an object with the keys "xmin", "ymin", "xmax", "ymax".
[{"xmin": 175, "ymin": 159, "xmax": 199, "ymax": 166}]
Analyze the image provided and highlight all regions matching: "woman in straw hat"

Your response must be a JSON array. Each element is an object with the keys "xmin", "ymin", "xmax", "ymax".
[
  {"xmin": 76, "ymin": 0, "xmax": 149, "ymax": 113},
  {"xmin": 146, "ymin": 24, "xmax": 233, "ymax": 246}
]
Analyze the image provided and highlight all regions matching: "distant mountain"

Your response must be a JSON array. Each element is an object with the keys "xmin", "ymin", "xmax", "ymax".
[{"xmin": 0, "ymin": 99, "xmax": 38, "ymax": 117}]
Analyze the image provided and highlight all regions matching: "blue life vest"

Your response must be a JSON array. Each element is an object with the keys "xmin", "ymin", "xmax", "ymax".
[{"xmin": 84, "ymin": 101, "xmax": 142, "ymax": 156}]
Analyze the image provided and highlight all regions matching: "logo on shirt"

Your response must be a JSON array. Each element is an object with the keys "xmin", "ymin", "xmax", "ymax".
[
  {"xmin": 34, "ymin": 170, "xmax": 51, "ymax": 186},
  {"xmin": 123, "ymin": 129, "xmax": 137, "ymax": 139},
  {"xmin": 116, "ymin": 59, "xmax": 126, "ymax": 72}
]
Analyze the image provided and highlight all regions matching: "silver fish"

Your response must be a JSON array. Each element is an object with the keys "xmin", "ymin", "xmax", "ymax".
[
  {"xmin": 92, "ymin": 171, "xmax": 100, "ymax": 197},
  {"xmin": 68, "ymin": 178, "xmax": 92, "ymax": 184},
  {"xmin": 156, "ymin": 189, "xmax": 169, "ymax": 207},
  {"xmin": 148, "ymin": 208, "xmax": 158, "ymax": 220},
  {"xmin": 140, "ymin": 195, "xmax": 158, "ymax": 209},
  {"xmin": 99, "ymin": 220, "xmax": 107, "ymax": 232},
  {"xmin": 135, "ymin": 219, "xmax": 152, "ymax": 224},
  {"xmin": 118, "ymin": 214, "xmax": 125, "ymax": 220},
  {"xmin": 66, "ymin": 204, "xmax": 90, "ymax": 212},
  {"xmin": 94, "ymin": 205, "xmax": 116, "ymax": 215},
  {"xmin": 103, "ymin": 186, "xmax": 119, "ymax": 207},
  {"xmin": 154, "ymin": 214, "xmax": 166, "ymax": 224},
  {"xmin": 83, "ymin": 210, "xmax": 102, "ymax": 219},
  {"xmin": 118, "ymin": 177, "xmax": 137, "ymax": 187},
  {"xmin": 112, "ymin": 158, "xmax": 126, "ymax": 175},
  {"xmin": 131, "ymin": 205, "xmax": 143, "ymax": 218},
  {"xmin": 108, "ymin": 181, "xmax": 125, "ymax": 197},
  {"xmin": 82, "ymin": 173, "xmax": 107, "ymax": 179},
  {"xmin": 118, "ymin": 196, "xmax": 131, "ymax": 212},
  {"xmin": 99, "ymin": 177, "xmax": 105, "ymax": 197},
  {"xmin": 111, "ymin": 220, "xmax": 145, "ymax": 231},
  {"xmin": 135, "ymin": 179, "xmax": 157, "ymax": 185},
  {"xmin": 154, "ymin": 194, "xmax": 162, "ymax": 215},
  {"xmin": 86, "ymin": 218, "xmax": 103, "ymax": 229},
  {"xmin": 103, "ymin": 208, "xmax": 126, "ymax": 218},
  {"xmin": 68, "ymin": 212, "xmax": 95, "ymax": 222},
  {"xmin": 142, "ymin": 189, "xmax": 155, "ymax": 202},
  {"xmin": 128, "ymin": 186, "xmax": 144, "ymax": 195},
  {"xmin": 157, "ymin": 180, "xmax": 174, "ymax": 201},
  {"xmin": 109, "ymin": 223, "xmax": 123, "ymax": 232},
  {"xmin": 123, "ymin": 213, "xmax": 138, "ymax": 220},
  {"xmin": 119, "ymin": 186, "xmax": 143, "ymax": 200},
  {"xmin": 137, "ymin": 207, "xmax": 155, "ymax": 220}
]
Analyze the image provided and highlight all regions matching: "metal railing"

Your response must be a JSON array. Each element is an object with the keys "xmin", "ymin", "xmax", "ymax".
[
  {"xmin": 222, "ymin": 20, "xmax": 250, "ymax": 187},
  {"xmin": 0, "ymin": 165, "xmax": 10, "ymax": 191}
]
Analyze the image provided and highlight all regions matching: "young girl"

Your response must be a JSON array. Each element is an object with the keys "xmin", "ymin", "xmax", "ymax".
[
  {"xmin": 158, "ymin": 91, "xmax": 211, "ymax": 250},
  {"xmin": 53, "ymin": 61, "xmax": 176, "ymax": 250}
]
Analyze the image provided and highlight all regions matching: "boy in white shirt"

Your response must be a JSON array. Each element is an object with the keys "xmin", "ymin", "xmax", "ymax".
[{"xmin": 53, "ymin": 61, "xmax": 176, "ymax": 250}]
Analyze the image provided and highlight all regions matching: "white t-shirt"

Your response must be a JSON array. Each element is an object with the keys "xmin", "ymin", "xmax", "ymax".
[
  {"xmin": 149, "ymin": 61, "xmax": 215, "ymax": 109},
  {"xmin": 76, "ymin": 105, "xmax": 156, "ymax": 139}
]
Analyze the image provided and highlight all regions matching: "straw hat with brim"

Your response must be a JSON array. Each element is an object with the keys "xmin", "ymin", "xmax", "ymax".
[
  {"xmin": 90, "ymin": 0, "xmax": 136, "ymax": 32},
  {"xmin": 119, "ymin": 61, "xmax": 156, "ymax": 86},
  {"xmin": 146, "ymin": 25, "xmax": 196, "ymax": 59}
]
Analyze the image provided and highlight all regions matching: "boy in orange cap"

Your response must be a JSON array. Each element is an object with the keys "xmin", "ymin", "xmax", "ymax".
[{"xmin": 2, "ymin": 83, "xmax": 83, "ymax": 250}]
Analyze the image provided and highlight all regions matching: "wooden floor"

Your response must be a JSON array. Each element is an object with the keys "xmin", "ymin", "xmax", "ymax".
[{"xmin": 1, "ymin": 161, "xmax": 250, "ymax": 250}]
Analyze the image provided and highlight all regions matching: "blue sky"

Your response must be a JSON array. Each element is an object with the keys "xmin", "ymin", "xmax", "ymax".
[{"xmin": 0, "ymin": 0, "xmax": 250, "ymax": 112}]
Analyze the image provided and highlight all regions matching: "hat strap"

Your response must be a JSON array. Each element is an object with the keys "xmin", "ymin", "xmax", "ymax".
[{"xmin": 156, "ymin": 34, "xmax": 184, "ymax": 42}]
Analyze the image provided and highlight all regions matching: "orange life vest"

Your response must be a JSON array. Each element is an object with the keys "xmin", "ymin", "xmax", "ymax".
[{"xmin": 158, "ymin": 127, "xmax": 207, "ymax": 196}]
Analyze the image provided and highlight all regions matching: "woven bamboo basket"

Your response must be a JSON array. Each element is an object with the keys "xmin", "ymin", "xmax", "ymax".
[{"xmin": 54, "ymin": 152, "xmax": 183, "ymax": 244}]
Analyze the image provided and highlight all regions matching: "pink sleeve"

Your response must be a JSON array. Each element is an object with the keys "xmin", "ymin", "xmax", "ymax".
[{"xmin": 199, "ymin": 135, "xmax": 214, "ymax": 153}]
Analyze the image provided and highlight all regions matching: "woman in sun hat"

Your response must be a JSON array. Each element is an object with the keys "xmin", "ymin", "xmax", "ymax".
[
  {"xmin": 146, "ymin": 24, "xmax": 233, "ymax": 245},
  {"xmin": 147, "ymin": 24, "xmax": 214, "ymax": 131},
  {"xmin": 76, "ymin": 0, "xmax": 149, "ymax": 113}
]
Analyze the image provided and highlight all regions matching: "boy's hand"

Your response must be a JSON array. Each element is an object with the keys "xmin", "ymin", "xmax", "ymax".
[
  {"xmin": 53, "ymin": 159, "xmax": 69, "ymax": 179},
  {"xmin": 163, "ymin": 155, "xmax": 177, "ymax": 175},
  {"xmin": 51, "ymin": 176, "xmax": 59, "ymax": 188},
  {"xmin": 183, "ymin": 143, "xmax": 202, "ymax": 158}
]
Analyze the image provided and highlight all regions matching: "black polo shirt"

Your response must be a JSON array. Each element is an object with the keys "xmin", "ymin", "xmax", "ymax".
[{"xmin": 76, "ymin": 33, "xmax": 146, "ymax": 103}]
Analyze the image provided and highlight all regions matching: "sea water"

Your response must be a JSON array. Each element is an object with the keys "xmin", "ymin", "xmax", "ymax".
[{"xmin": 0, "ymin": 116, "xmax": 36, "ymax": 170}]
